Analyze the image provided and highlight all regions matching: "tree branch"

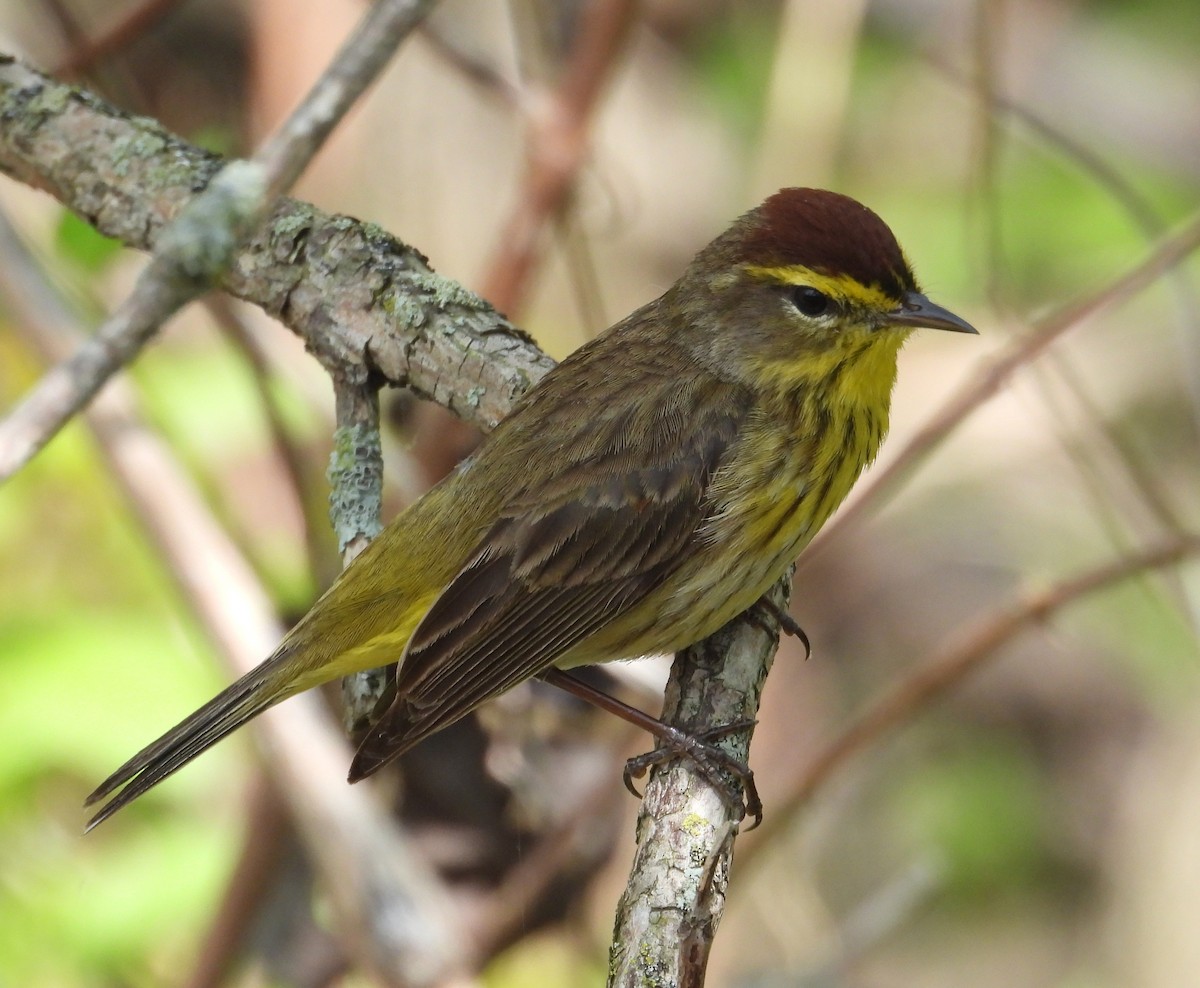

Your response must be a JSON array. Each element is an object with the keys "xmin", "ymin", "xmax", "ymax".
[
  {"xmin": 608, "ymin": 575, "xmax": 791, "ymax": 987},
  {"xmin": 0, "ymin": 206, "xmax": 469, "ymax": 987},
  {"xmin": 802, "ymin": 206, "xmax": 1200, "ymax": 570},
  {"xmin": 0, "ymin": 56, "xmax": 554, "ymax": 435},
  {"xmin": 741, "ymin": 533, "xmax": 1200, "ymax": 865},
  {"xmin": 0, "ymin": 0, "xmax": 439, "ymax": 482}
]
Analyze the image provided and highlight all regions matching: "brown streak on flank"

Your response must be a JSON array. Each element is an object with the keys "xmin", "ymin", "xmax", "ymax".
[
  {"xmin": 740, "ymin": 189, "xmax": 917, "ymax": 301},
  {"xmin": 758, "ymin": 487, "xmax": 805, "ymax": 553}
]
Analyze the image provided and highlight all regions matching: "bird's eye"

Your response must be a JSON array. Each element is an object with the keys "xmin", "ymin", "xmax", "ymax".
[{"xmin": 790, "ymin": 286, "xmax": 831, "ymax": 318}]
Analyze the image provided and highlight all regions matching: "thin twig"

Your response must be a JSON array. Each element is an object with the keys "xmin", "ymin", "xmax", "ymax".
[
  {"xmin": 742, "ymin": 533, "xmax": 1200, "ymax": 865},
  {"xmin": 473, "ymin": 755, "xmax": 630, "ymax": 959},
  {"xmin": 479, "ymin": 0, "xmax": 638, "ymax": 314},
  {"xmin": 421, "ymin": 20, "xmax": 524, "ymax": 107},
  {"xmin": 0, "ymin": 207, "xmax": 468, "ymax": 986},
  {"xmin": 328, "ymin": 372, "xmax": 390, "ymax": 733},
  {"xmin": 184, "ymin": 777, "xmax": 290, "ymax": 988},
  {"xmin": 0, "ymin": 56, "xmax": 552, "ymax": 432},
  {"xmin": 932, "ymin": 48, "xmax": 1200, "ymax": 437},
  {"xmin": 205, "ymin": 295, "xmax": 333, "ymax": 586},
  {"xmin": 608, "ymin": 575, "xmax": 792, "ymax": 988}
]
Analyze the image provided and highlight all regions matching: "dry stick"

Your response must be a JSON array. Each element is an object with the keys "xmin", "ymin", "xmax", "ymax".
[
  {"xmin": 0, "ymin": 161, "xmax": 260, "ymax": 481},
  {"xmin": 966, "ymin": 18, "xmax": 1191, "ymax": 601},
  {"xmin": 0, "ymin": 0, "xmax": 436, "ymax": 484},
  {"xmin": 205, "ymin": 295, "xmax": 332, "ymax": 584},
  {"xmin": 801, "ymin": 207, "xmax": 1200, "ymax": 571},
  {"xmin": 968, "ymin": 0, "xmax": 1007, "ymax": 312},
  {"xmin": 328, "ymin": 373, "xmax": 391, "ymax": 732},
  {"xmin": 5, "ymin": 0, "xmax": 472, "ymax": 979},
  {"xmin": 454, "ymin": 5, "xmax": 787, "ymax": 978},
  {"xmin": 0, "ymin": 210, "xmax": 469, "ymax": 987},
  {"xmin": 933, "ymin": 51, "xmax": 1200, "ymax": 434},
  {"xmin": 184, "ymin": 777, "xmax": 291, "ymax": 988},
  {"xmin": 474, "ymin": 761, "xmax": 633, "ymax": 960},
  {"xmin": 608, "ymin": 575, "xmax": 793, "ymax": 988},
  {"xmin": 741, "ymin": 533, "xmax": 1200, "ymax": 866},
  {"xmin": 479, "ymin": 0, "xmax": 638, "ymax": 313},
  {"xmin": 421, "ymin": 21, "xmax": 524, "ymax": 107}
]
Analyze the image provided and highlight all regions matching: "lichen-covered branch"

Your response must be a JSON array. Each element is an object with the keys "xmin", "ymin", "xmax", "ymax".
[
  {"xmin": 0, "ymin": 55, "xmax": 555, "ymax": 432},
  {"xmin": 608, "ymin": 575, "xmax": 791, "ymax": 988}
]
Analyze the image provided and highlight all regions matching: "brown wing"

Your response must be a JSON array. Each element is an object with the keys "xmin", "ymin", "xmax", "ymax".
[{"xmin": 348, "ymin": 364, "xmax": 752, "ymax": 780}]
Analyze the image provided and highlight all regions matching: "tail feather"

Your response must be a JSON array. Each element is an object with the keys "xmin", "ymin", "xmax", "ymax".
[{"xmin": 84, "ymin": 652, "xmax": 296, "ymax": 831}]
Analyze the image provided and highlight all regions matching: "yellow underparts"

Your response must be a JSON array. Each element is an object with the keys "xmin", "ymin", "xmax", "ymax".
[{"xmin": 577, "ymin": 306, "xmax": 904, "ymax": 664}]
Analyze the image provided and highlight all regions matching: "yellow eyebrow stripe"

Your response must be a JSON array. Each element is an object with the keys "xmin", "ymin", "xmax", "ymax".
[{"xmin": 744, "ymin": 264, "xmax": 897, "ymax": 310}]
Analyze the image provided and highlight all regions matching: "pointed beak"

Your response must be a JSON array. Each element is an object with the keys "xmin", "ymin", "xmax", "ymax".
[{"xmin": 888, "ymin": 291, "xmax": 978, "ymax": 334}]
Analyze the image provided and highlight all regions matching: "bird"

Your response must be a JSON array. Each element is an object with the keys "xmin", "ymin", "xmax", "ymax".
[{"xmin": 85, "ymin": 188, "xmax": 976, "ymax": 830}]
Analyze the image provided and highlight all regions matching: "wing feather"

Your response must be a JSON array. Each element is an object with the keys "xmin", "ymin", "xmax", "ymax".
[{"xmin": 349, "ymin": 365, "xmax": 752, "ymax": 779}]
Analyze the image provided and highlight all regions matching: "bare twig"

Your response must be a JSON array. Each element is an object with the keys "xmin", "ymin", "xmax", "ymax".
[
  {"xmin": 0, "ymin": 208, "xmax": 467, "ymax": 986},
  {"xmin": 0, "ymin": 157, "xmax": 263, "ymax": 481},
  {"xmin": 421, "ymin": 20, "xmax": 524, "ymax": 107},
  {"xmin": 479, "ymin": 0, "xmax": 638, "ymax": 314},
  {"xmin": 328, "ymin": 371, "xmax": 391, "ymax": 732},
  {"xmin": 54, "ymin": 0, "xmax": 185, "ymax": 77},
  {"xmin": 743, "ymin": 533, "xmax": 1200, "ymax": 863},
  {"xmin": 473, "ymin": 757, "xmax": 630, "ymax": 960},
  {"xmin": 608, "ymin": 575, "xmax": 792, "ymax": 988},
  {"xmin": 0, "ymin": 56, "xmax": 552, "ymax": 431},
  {"xmin": 184, "ymin": 777, "xmax": 290, "ymax": 988},
  {"xmin": 955, "ymin": 29, "xmax": 1193, "ymax": 624},
  {"xmin": 205, "ymin": 295, "xmax": 332, "ymax": 584}
]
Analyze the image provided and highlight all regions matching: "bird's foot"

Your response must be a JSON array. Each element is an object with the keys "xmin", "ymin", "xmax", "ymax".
[
  {"xmin": 623, "ymin": 720, "xmax": 762, "ymax": 830},
  {"xmin": 746, "ymin": 595, "xmax": 810, "ymax": 659}
]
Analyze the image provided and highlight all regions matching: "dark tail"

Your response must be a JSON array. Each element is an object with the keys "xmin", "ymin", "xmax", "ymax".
[{"xmin": 84, "ymin": 653, "xmax": 296, "ymax": 831}]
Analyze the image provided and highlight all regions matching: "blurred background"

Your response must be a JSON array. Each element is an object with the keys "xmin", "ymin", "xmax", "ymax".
[{"xmin": 1, "ymin": 0, "xmax": 1198, "ymax": 985}]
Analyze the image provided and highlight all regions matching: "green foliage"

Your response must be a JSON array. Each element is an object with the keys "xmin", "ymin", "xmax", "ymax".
[
  {"xmin": 54, "ymin": 209, "xmax": 123, "ymax": 274},
  {"xmin": 895, "ymin": 733, "xmax": 1050, "ymax": 900},
  {"xmin": 0, "ymin": 613, "xmax": 239, "ymax": 985}
]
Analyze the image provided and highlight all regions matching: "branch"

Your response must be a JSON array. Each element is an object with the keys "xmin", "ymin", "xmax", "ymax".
[
  {"xmin": 54, "ymin": 0, "xmax": 184, "ymax": 78},
  {"xmin": 0, "ymin": 0, "xmax": 439, "ymax": 482},
  {"xmin": 479, "ymin": 0, "xmax": 638, "ymax": 314},
  {"xmin": 0, "ymin": 207, "xmax": 469, "ymax": 986},
  {"xmin": 742, "ymin": 533, "xmax": 1200, "ymax": 862},
  {"xmin": 0, "ymin": 154, "xmax": 265, "ymax": 481},
  {"xmin": 1, "ymin": 34, "xmax": 783, "ymax": 982},
  {"xmin": 608, "ymin": 575, "xmax": 791, "ymax": 987},
  {"xmin": 0, "ymin": 55, "xmax": 553, "ymax": 429}
]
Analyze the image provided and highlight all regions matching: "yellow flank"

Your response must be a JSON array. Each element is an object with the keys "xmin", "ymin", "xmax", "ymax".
[
  {"xmin": 292, "ymin": 590, "xmax": 440, "ymax": 691},
  {"xmin": 569, "ymin": 320, "xmax": 904, "ymax": 666}
]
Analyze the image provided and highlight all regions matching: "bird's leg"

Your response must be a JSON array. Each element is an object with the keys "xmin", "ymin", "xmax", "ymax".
[
  {"xmin": 540, "ymin": 668, "xmax": 762, "ymax": 828},
  {"xmin": 746, "ymin": 594, "xmax": 811, "ymax": 659}
]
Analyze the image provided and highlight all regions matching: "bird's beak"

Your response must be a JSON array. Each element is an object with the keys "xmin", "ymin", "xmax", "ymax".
[{"xmin": 888, "ymin": 291, "xmax": 978, "ymax": 334}]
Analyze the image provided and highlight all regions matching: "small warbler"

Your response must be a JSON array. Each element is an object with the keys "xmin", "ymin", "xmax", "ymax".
[{"xmin": 86, "ymin": 188, "xmax": 975, "ymax": 829}]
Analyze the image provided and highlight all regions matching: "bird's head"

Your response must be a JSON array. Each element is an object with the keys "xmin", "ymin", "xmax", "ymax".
[{"xmin": 672, "ymin": 188, "xmax": 976, "ymax": 389}]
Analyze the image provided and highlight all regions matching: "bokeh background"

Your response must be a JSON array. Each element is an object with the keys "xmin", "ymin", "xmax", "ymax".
[{"xmin": 1, "ymin": 0, "xmax": 1199, "ymax": 985}]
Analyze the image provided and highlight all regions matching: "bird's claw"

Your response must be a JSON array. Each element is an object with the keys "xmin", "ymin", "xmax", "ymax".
[
  {"xmin": 622, "ymin": 719, "xmax": 763, "ymax": 830},
  {"xmin": 748, "ymin": 595, "xmax": 811, "ymax": 659}
]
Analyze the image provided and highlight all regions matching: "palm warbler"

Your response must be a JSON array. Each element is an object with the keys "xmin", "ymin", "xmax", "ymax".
[{"xmin": 86, "ymin": 188, "xmax": 975, "ymax": 829}]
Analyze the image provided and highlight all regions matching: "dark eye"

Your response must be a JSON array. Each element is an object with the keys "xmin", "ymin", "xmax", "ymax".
[{"xmin": 790, "ymin": 286, "xmax": 831, "ymax": 317}]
